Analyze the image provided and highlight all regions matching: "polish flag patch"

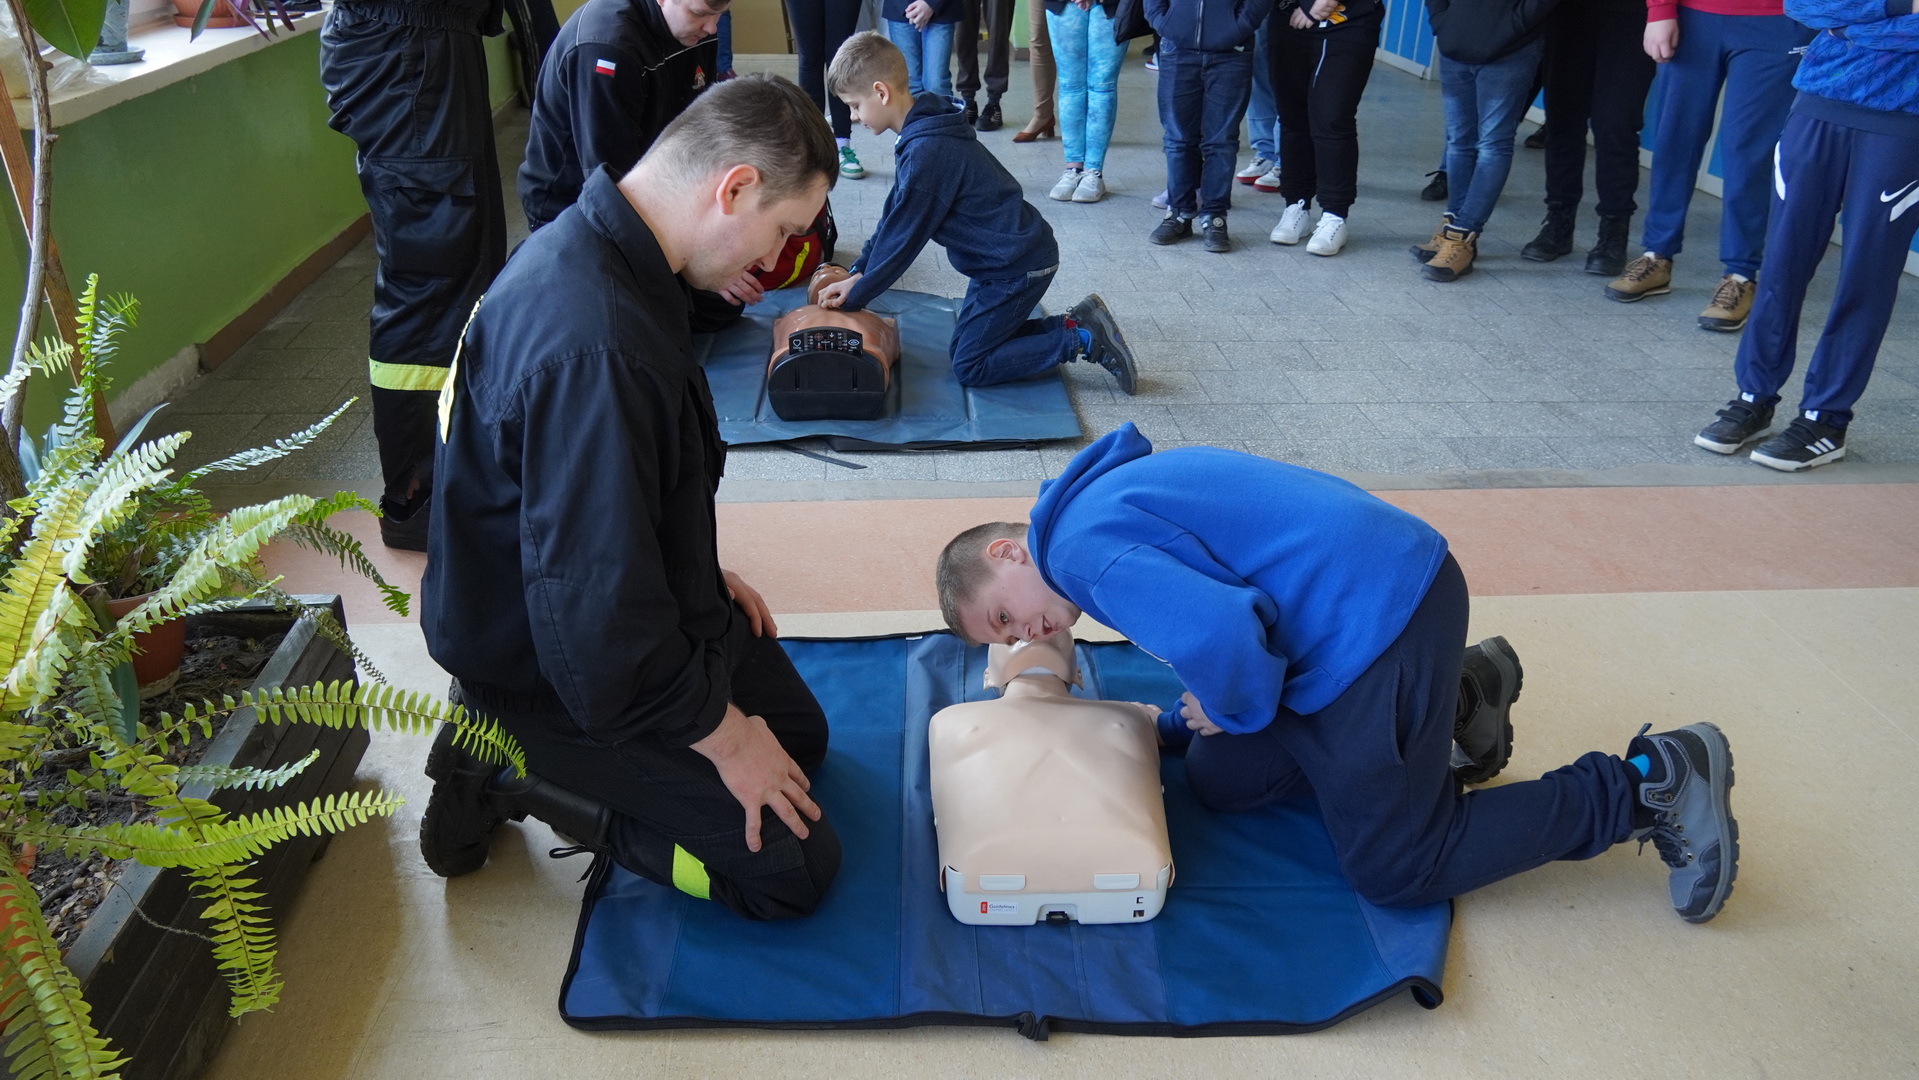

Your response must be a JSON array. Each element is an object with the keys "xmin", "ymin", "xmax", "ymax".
[{"xmin": 594, "ymin": 58, "xmax": 617, "ymax": 75}]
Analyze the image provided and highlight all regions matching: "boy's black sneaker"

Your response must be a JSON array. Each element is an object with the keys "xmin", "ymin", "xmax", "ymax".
[
  {"xmin": 1628, "ymin": 722, "xmax": 1739, "ymax": 922},
  {"xmin": 420, "ymin": 719, "xmax": 513, "ymax": 877},
  {"xmin": 1069, "ymin": 293, "xmax": 1138, "ymax": 395},
  {"xmin": 1693, "ymin": 395, "xmax": 1774, "ymax": 454},
  {"xmin": 1149, "ymin": 212, "xmax": 1192, "ymax": 246},
  {"xmin": 1452, "ymin": 636, "xmax": 1522, "ymax": 785},
  {"xmin": 1201, "ymin": 214, "xmax": 1230, "ymax": 253},
  {"xmin": 1750, "ymin": 413, "xmax": 1846, "ymax": 472},
  {"xmin": 977, "ymin": 97, "xmax": 1002, "ymax": 131}
]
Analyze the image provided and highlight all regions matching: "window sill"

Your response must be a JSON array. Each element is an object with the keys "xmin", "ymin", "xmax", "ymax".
[{"xmin": 12, "ymin": 6, "xmax": 325, "ymax": 129}]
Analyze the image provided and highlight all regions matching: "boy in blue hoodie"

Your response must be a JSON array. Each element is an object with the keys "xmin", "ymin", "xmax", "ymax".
[
  {"xmin": 818, "ymin": 32, "xmax": 1139, "ymax": 392},
  {"xmin": 935, "ymin": 424, "xmax": 1744, "ymax": 923},
  {"xmin": 1690, "ymin": 0, "xmax": 1919, "ymax": 471}
]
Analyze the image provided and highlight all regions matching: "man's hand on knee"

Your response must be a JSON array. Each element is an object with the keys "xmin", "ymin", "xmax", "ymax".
[{"xmin": 692, "ymin": 703, "xmax": 822, "ymax": 852}]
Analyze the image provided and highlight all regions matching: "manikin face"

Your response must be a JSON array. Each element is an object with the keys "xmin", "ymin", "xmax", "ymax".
[
  {"xmin": 657, "ymin": 0, "xmax": 726, "ymax": 46},
  {"xmin": 679, "ymin": 172, "xmax": 829, "ymax": 293},
  {"xmin": 985, "ymin": 631, "xmax": 1078, "ymax": 690},
  {"xmin": 959, "ymin": 540, "xmax": 1082, "ymax": 647}
]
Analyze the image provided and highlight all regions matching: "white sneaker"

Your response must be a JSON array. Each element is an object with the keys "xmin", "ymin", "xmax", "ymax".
[
  {"xmin": 1306, "ymin": 211, "xmax": 1348, "ymax": 256},
  {"xmin": 1236, "ymin": 156, "xmax": 1275, "ymax": 183},
  {"xmin": 1071, "ymin": 169, "xmax": 1107, "ymax": 203},
  {"xmin": 1253, "ymin": 165, "xmax": 1281, "ymax": 193},
  {"xmin": 1270, "ymin": 200, "xmax": 1310, "ymax": 245},
  {"xmin": 1049, "ymin": 169, "xmax": 1082, "ymax": 202}
]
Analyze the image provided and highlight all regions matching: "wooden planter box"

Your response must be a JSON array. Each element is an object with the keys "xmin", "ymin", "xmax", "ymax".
[{"xmin": 57, "ymin": 596, "xmax": 368, "ymax": 1080}]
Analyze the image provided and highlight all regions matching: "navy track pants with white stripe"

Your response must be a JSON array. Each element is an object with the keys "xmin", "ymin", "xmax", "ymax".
[{"xmin": 1734, "ymin": 109, "xmax": 1919, "ymax": 427}]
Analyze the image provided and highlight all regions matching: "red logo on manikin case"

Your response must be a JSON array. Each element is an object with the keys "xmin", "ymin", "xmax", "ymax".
[{"xmin": 980, "ymin": 902, "xmax": 989, "ymax": 913}]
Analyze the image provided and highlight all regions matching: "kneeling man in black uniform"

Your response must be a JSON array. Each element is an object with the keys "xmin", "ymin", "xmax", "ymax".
[{"xmin": 420, "ymin": 74, "xmax": 843, "ymax": 921}]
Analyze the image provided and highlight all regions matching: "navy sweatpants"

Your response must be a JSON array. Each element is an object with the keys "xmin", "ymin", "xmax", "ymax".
[
  {"xmin": 1734, "ymin": 108, "xmax": 1919, "ymax": 427},
  {"xmin": 1185, "ymin": 553, "xmax": 1638, "ymax": 909},
  {"xmin": 1640, "ymin": 10, "xmax": 1811, "ymax": 277},
  {"xmin": 949, "ymin": 266, "xmax": 1078, "ymax": 387}
]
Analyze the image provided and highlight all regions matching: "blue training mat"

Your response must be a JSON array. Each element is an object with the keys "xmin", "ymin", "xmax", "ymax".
[
  {"xmin": 559, "ymin": 634, "xmax": 1451, "ymax": 1039},
  {"xmin": 694, "ymin": 288, "xmax": 1082, "ymax": 451}
]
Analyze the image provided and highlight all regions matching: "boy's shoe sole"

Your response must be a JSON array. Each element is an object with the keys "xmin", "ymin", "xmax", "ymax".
[
  {"xmin": 1694, "ymin": 429, "xmax": 1770, "ymax": 454},
  {"xmin": 1751, "ymin": 444, "xmax": 1846, "ymax": 472},
  {"xmin": 420, "ymin": 721, "xmax": 508, "ymax": 878}
]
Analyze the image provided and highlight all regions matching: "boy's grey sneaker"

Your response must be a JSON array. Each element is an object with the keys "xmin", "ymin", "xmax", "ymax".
[
  {"xmin": 1629, "ymin": 722, "xmax": 1739, "ymax": 923},
  {"xmin": 1750, "ymin": 413, "xmax": 1847, "ymax": 472},
  {"xmin": 1150, "ymin": 212, "xmax": 1192, "ymax": 245},
  {"xmin": 1201, "ymin": 214, "xmax": 1230, "ymax": 253},
  {"xmin": 1452, "ymin": 636, "xmax": 1522, "ymax": 785},
  {"xmin": 1070, "ymin": 293, "xmax": 1138, "ymax": 395},
  {"xmin": 1693, "ymin": 395, "xmax": 1774, "ymax": 454}
]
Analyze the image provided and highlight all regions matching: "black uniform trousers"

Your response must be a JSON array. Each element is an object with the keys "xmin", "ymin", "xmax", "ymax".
[
  {"xmin": 320, "ymin": 4, "xmax": 508, "ymax": 518},
  {"xmin": 461, "ymin": 617, "xmax": 842, "ymax": 922},
  {"xmin": 786, "ymin": 0, "xmax": 861, "ymax": 139},
  {"xmin": 1539, "ymin": 0, "xmax": 1658, "ymax": 220},
  {"xmin": 956, "ymin": 0, "xmax": 1017, "ymax": 101},
  {"xmin": 1271, "ymin": 17, "xmax": 1381, "ymax": 220}
]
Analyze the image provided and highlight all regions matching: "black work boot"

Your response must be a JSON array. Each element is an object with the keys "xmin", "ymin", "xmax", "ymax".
[
  {"xmin": 420, "ymin": 720, "xmax": 514, "ymax": 877},
  {"xmin": 1452, "ymin": 636, "xmax": 1522, "ymax": 785},
  {"xmin": 1521, "ymin": 206, "xmax": 1576, "ymax": 262},
  {"xmin": 488, "ymin": 770, "xmax": 613, "ymax": 852},
  {"xmin": 1585, "ymin": 215, "xmax": 1632, "ymax": 276},
  {"xmin": 379, "ymin": 495, "xmax": 430, "ymax": 552}
]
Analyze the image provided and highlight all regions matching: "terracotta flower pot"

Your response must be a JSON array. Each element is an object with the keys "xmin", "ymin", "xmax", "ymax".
[
  {"xmin": 171, "ymin": 0, "xmax": 249, "ymax": 29},
  {"xmin": 104, "ymin": 594, "xmax": 186, "ymax": 697}
]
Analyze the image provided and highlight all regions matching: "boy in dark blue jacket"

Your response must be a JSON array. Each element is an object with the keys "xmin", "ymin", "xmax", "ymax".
[
  {"xmin": 936, "ymin": 424, "xmax": 1744, "ymax": 924},
  {"xmin": 819, "ymin": 32, "xmax": 1139, "ymax": 392},
  {"xmin": 1144, "ymin": 0, "xmax": 1274, "ymax": 252},
  {"xmin": 1692, "ymin": 0, "xmax": 1919, "ymax": 471}
]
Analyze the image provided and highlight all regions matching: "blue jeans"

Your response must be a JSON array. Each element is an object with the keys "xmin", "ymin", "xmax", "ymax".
[
  {"xmin": 951, "ymin": 266, "xmax": 1077, "ymax": 386},
  {"xmin": 1440, "ymin": 39, "xmax": 1544, "ymax": 235},
  {"xmin": 1641, "ymin": 10, "xmax": 1811, "ymax": 276},
  {"xmin": 1047, "ymin": 3, "xmax": 1127, "ymax": 171},
  {"xmin": 1246, "ymin": 14, "xmax": 1281, "ymax": 160},
  {"xmin": 1186, "ymin": 554, "xmax": 1637, "ymax": 909},
  {"xmin": 1157, "ymin": 39, "xmax": 1255, "ymax": 218},
  {"xmin": 885, "ymin": 18, "xmax": 957, "ymax": 99},
  {"xmin": 717, "ymin": 9, "xmax": 733, "ymax": 72}
]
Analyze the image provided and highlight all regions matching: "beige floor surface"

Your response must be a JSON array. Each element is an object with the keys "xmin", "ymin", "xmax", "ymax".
[{"xmin": 204, "ymin": 589, "xmax": 1919, "ymax": 1080}]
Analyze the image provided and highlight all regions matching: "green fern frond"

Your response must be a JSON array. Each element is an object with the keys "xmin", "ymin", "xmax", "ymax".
[
  {"xmin": 73, "ymin": 790, "xmax": 406, "ymax": 868},
  {"xmin": 0, "ymin": 863, "xmax": 126, "ymax": 1080},
  {"xmin": 183, "ymin": 401, "xmax": 355, "ymax": 481},
  {"xmin": 171, "ymin": 750, "xmax": 318, "ymax": 794},
  {"xmin": 277, "ymin": 522, "xmax": 410, "ymax": 616},
  {"xmin": 185, "ymin": 864, "xmax": 282, "ymax": 1016}
]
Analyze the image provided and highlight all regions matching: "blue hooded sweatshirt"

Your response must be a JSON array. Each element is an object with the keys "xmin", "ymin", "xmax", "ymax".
[
  {"xmin": 1028, "ymin": 424, "xmax": 1450, "ymax": 732},
  {"xmin": 1787, "ymin": 0, "xmax": 1919, "ymax": 138},
  {"xmin": 842, "ymin": 95, "xmax": 1059, "ymax": 311}
]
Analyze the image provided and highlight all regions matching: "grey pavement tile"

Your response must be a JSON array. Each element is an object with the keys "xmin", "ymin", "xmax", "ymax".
[
  {"xmin": 1304, "ymin": 341, "xmax": 1411, "ymax": 371},
  {"xmin": 1466, "ymin": 370, "xmax": 1583, "ymax": 402},
  {"xmin": 1858, "ymin": 371, "xmax": 1919, "ymax": 402},
  {"xmin": 1134, "ymin": 339, "xmax": 1238, "ymax": 372},
  {"xmin": 1848, "ymin": 434, "xmax": 1919, "ymax": 464},
  {"xmin": 1551, "ymin": 400, "xmax": 1713, "ymax": 438},
  {"xmin": 1287, "ymin": 370, "xmax": 1395, "ymax": 402},
  {"xmin": 1542, "ymin": 436, "xmax": 1703, "ymax": 470},
  {"xmin": 276, "ymin": 293, "xmax": 375, "ymax": 324},
  {"xmin": 1331, "ymin": 289, "xmax": 1434, "ymax": 317},
  {"xmin": 1377, "ymin": 372, "xmax": 1493, "ymax": 403},
  {"xmin": 1347, "ymin": 438, "xmax": 1471, "ymax": 473},
  {"xmin": 1076, "ymin": 403, "xmax": 1182, "ymax": 443},
  {"xmin": 1242, "ymin": 438, "xmax": 1360, "ymax": 471},
  {"xmin": 1642, "ymin": 366, "xmax": 1744, "ymax": 403},
  {"xmin": 820, "ymin": 452, "xmax": 940, "ymax": 482},
  {"xmin": 216, "ymin": 379, "xmax": 361, "ymax": 417},
  {"xmin": 1452, "ymin": 401, "xmax": 1599, "ymax": 437},
  {"xmin": 933, "ymin": 450, "xmax": 1049, "ymax": 482},
  {"xmin": 161, "ymin": 378, "xmax": 250, "ymax": 415},
  {"xmin": 1633, "ymin": 336, "xmax": 1742, "ymax": 370},
  {"xmin": 1446, "ymin": 437, "xmax": 1569, "ymax": 469},
  {"xmin": 266, "ymin": 451, "xmax": 382, "ymax": 482},
  {"xmin": 1192, "ymin": 368, "xmax": 1304, "ymax": 404},
  {"xmin": 1265, "ymin": 403, "xmax": 1383, "ymax": 440},
  {"xmin": 1091, "ymin": 290, "xmax": 1198, "ymax": 317},
  {"xmin": 242, "ymin": 322, "xmax": 310, "ymax": 352},
  {"xmin": 1357, "ymin": 402, "xmax": 1478, "ymax": 438},
  {"xmin": 1169, "ymin": 402, "xmax": 1290, "ymax": 441},
  {"xmin": 1129, "ymin": 370, "xmax": 1214, "ymax": 403},
  {"xmin": 714, "ymin": 447, "xmax": 827, "ymax": 482},
  {"xmin": 284, "ymin": 321, "xmax": 372, "ymax": 351},
  {"xmin": 150, "ymin": 414, "xmax": 268, "ymax": 470},
  {"xmin": 1385, "ymin": 340, "xmax": 1478, "ymax": 366}
]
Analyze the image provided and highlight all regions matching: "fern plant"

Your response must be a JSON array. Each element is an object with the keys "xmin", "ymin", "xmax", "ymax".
[{"xmin": 0, "ymin": 280, "xmax": 525, "ymax": 1080}]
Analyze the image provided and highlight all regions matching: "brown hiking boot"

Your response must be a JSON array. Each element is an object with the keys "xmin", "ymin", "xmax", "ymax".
[
  {"xmin": 1606, "ymin": 254, "xmax": 1673, "ymax": 302},
  {"xmin": 1421, "ymin": 226, "xmax": 1478, "ymax": 282},
  {"xmin": 1410, "ymin": 215, "xmax": 1452, "ymax": 264},
  {"xmin": 1698, "ymin": 274, "xmax": 1755, "ymax": 332}
]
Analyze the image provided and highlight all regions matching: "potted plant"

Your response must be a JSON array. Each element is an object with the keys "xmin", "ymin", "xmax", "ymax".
[{"xmin": 0, "ymin": 282, "xmax": 525, "ymax": 1080}]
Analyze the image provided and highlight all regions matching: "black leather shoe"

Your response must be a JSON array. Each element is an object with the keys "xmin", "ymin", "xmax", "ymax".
[
  {"xmin": 1521, "ymin": 207, "xmax": 1576, "ymax": 262},
  {"xmin": 379, "ymin": 496, "xmax": 430, "ymax": 552},
  {"xmin": 977, "ymin": 98, "xmax": 1002, "ymax": 131},
  {"xmin": 961, "ymin": 97, "xmax": 978, "ymax": 127}
]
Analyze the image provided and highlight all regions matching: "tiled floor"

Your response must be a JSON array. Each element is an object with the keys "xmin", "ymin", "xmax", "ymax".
[{"xmin": 163, "ymin": 48, "xmax": 1919, "ymax": 1080}]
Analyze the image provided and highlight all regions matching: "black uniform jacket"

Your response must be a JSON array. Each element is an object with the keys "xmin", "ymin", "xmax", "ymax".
[
  {"xmin": 518, "ymin": 0, "xmax": 718, "ymax": 231},
  {"xmin": 424, "ymin": 165, "xmax": 738, "ymax": 748}
]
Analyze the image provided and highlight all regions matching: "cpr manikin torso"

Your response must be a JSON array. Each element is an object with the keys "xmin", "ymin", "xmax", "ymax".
[
  {"xmin": 928, "ymin": 632, "xmax": 1174, "ymax": 925},
  {"xmin": 765, "ymin": 264, "xmax": 901, "ymax": 421}
]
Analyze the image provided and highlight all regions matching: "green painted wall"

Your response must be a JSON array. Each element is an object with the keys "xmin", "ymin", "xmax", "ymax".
[{"xmin": 3, "ymin": 30, "xmax": 367, "ymax": 433}]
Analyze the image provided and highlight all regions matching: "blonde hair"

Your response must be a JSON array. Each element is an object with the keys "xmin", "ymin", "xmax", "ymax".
[
  {"xmin": 935, "ymin": 522, "xmax": 1026, "ymax": 642},
  {"xmin": 827, "ymin": 31, "xmax": 910, "ymax": 98}
]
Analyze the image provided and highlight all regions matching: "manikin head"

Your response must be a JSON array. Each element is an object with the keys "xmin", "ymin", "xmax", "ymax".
[
  {"xmin": 656, "ymin": 0, "xmax": 729, "ymax": 47},
  {"xmin": 826, "ymin": 32, "xmax": 915, "ymax": 136},
  {"xmin": 937, "ymin": 522, "xmax": 1083, "ymax": 647},
  {"xmin": 982, "ymin": 630, "xmax": 1080, "ymax": 695},
  {"xmin": 621, "ymin": 75, "xmax": 836, "ymax": 294}
]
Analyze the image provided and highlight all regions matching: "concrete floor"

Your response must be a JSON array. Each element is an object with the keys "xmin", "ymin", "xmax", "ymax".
[{"xmin": 173, "ymin": 48, "xmax": 1919, "ymax": 1080}]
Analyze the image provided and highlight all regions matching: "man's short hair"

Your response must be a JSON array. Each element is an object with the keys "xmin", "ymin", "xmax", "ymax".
[
  {"xmin": 936, "ymin": 521, "xmax": 1027, "ymax": 641},
  {"xmin": 645, "ymin": 73, "xmax": 837, "ymax": 204},
  {"xmin": 827, "ymin": 31, "xmax": 910, "ymax": 98}
]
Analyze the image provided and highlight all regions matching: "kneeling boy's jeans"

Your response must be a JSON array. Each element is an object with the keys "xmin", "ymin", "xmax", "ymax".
[
  {"xmin": 885, "ymin": 18, "xmax": 957, "ymax": 100},
  {"xmin": 1441, "ymin": 39, "xmax": 1544, "ymax": 235},
  {"xmin": 950, "ymin": 265, "xmax": 1077, "ymax": 386},
  {"xmin": 1157, "ymin": 39, "xmax": 1254, "ymax": 217}
]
